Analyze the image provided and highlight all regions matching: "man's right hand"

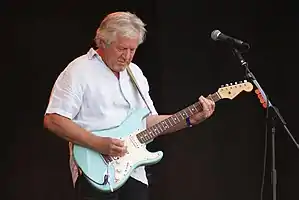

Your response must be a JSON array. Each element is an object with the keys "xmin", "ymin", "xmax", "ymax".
[
  {"xmin": 96, "ymin": 137, "xmax": 127, "ymax": 157},
  {"xmin": 44, "ymin": 114, "xmax": 128, "ymax": 158}
]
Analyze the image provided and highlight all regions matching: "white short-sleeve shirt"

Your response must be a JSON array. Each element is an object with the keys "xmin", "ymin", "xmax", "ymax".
[{"xmin": 45, "ymin": 48, "xmax": 158, "ymax": 186}]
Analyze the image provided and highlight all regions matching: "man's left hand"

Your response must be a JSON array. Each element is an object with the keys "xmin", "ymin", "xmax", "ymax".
[{"xmin": 189, "ymin": 96, "xmax": 215, "ymax": 125}]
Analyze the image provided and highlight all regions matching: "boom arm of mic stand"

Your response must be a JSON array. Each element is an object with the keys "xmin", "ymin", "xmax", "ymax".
[{"xmin": 232, "ymin": 48, "xmax": 299, "ymax": 150}]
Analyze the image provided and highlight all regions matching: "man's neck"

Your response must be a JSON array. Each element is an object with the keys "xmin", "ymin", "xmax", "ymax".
[
  {"xmin": 96, "ymin": 48, "xmax": 119, "ymax": 79},
  {"xmin": 96, "ymin": 48, "xmax": 104, "ymax": 60}
]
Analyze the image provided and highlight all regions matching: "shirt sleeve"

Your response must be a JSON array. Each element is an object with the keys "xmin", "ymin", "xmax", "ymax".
[{"xmin": 45, "ymin": 64, "xmax": 85, "ymax": 120}]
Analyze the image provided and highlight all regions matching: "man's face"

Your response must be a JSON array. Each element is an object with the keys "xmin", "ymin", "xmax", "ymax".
[{"xmin": 103, "ymin": 33, "xmax": 139, "ymax": 72}]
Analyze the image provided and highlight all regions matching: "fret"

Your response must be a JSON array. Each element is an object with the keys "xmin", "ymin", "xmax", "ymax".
[
  {"xmin": 156, "ymin": 123, "xmax": 164, "ymax": 132},
  {"xmin": 196, "ymin": 102, "xmax": 203, "ymax": 111},
  {"xmin": 149, "ymin": 130, "xmax": 155, "ymax": 138},
  {"xmin": 152, "ymin": 129, "xmax": 158, "ymax": 137},
  {"xmin": 176, "ymin": 112, "xmax": 184, "ymax": 121},
  {"xmin": 152, "ymin": 126, "xmax": 160, "ymax": 135},
  {"xmin": 181, "ymin": 110, "xmax": 188, "ymax": 118},
  {"xmin": 210, "ymin": 93, "xmax": 219, "ymax": 102},
  {"xmin": 144, "ymin": 131, "xmax": 151, "ymax": 141},
  {"xmin": 139, "ymin": 133, "xmax": 145, "ymax": 143},
  {"xmin": 149, "ymin": 127, "xmax": 156, "ymax": 138},
  {"xmin": 149, "ymin": 132, "xmax": 157, "ymax": 139},
  {"xmin": 169, "ymin": 116, "xmax": 176, "ymax": 125},
  {"xmin": 148, "ymin": 128, "xmax": 155, "ymax": 138},
  {"xmin": 186, "ymin": 108, "xmax": 192, "ymax": 116},
  {"xmin": 146, "ymin": 131, "xmax": 150, "ymax": 140},
  {"xmin": 141, "ymin": 132, "xmax": 146, "ymax": 142},
  {"xmin": 188, "ymin": 105, "xmax": 196, "ymax": 114},
  {"xmin": 215, "ymin": 93, "xmax": 221, "ymax": 101},
  {"xmin": 171, "ymin": 115, "xmax": 179, "ymax": 124},
  {"xmin": 161, "ymin": 120, "xmax": 169, "ymax": 129},
  {"xmin": 150, "ymin": 130, "xmax": 156, "ymax": 138},
  {"xmin": 187, "ymin": 106, "xmax": 195, "ymax": 115},
  {"xmin": 144, "ymin": 132, "xmax": 150, "ymax": 141},
  {"xmin": 175, "ymin": 112, "xmax": 183, "ymax": 119},
  {"xmin": 167, "ymin": 118, "xmax": 173, "ymax": 126},
  {"xmin": 192, "ymin": 104, "xmax": 199, "ymax": 112},
  {"xmin": 138, "ymin": 134, "xmax": 143, "ymax": 142},
  {"xmin": 144, "ymin": 130, "xmax": 149, "ymax": 141}
]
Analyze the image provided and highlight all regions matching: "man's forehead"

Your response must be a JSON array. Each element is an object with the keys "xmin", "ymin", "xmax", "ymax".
[{"xmin": 115, "ymin": 34, "xmax": 139, "ymax": 48}]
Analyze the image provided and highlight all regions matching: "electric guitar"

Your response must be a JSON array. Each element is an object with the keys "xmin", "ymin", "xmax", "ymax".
[{"xmin": 73, "ymin": 80, "xmax": 253, "ymax": 192}]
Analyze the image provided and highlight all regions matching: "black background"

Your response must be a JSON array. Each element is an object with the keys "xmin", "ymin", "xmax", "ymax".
[{"xmin": 3, "ymin": 0, "xmax": 299, "ymax": 199}]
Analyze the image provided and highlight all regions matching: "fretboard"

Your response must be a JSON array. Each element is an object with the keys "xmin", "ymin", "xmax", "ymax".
[{"xmin": 136, "ymin": 92, "xmax": 222, "ymax": 144}]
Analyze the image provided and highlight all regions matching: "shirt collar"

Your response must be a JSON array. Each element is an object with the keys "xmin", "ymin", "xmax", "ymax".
[{"xmin": 87, "ymin": 48, "xmax": 99, "ymax": 60}]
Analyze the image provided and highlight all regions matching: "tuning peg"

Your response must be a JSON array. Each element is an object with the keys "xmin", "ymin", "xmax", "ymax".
[
  {"xmin": 225, "ymin": 84, "xmax": 229, "ymax": 86},
  {"xmin": 235, "ymin": 82, "xmax": 237, "ymax": 85},
  {"xmin": 239, "ymin": 80, "xmax": 243, "ymax": 83},
  {"xmin": 244, "ymin": 80, "xmax": 247, "ymax": 82},
  {"xmin": 221, "ymin": 85, "xmax": 224, "ymax": 87},
  {"xmin": 255, "ymin": 89, "xmax": 260, "ymax": 94}
]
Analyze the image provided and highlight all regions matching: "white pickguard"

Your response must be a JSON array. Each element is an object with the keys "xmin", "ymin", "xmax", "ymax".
[{"xmin": 111, "ymin": 133, "xmax": 161, "ymax": 183}]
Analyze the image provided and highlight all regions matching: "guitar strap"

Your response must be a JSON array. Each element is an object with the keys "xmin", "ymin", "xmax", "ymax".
[{"xmin": 126, "ymin": 66, "xmax": 153, "ymax": 115}]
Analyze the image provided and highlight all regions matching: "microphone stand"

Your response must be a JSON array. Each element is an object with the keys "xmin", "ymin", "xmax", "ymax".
[{"xmin": 232, "ymin": 48, "xmax": 299, "ymax": 200}]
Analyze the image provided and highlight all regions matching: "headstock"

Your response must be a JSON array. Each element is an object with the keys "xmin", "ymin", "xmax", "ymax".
[{"xmin": 218, "ymin": 80, "xmax": 253, "ymax": 100}]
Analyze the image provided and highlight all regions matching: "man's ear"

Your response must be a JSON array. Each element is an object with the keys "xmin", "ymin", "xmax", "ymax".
[
  {"xmin": 99, "ymin": 40, "xmax": 106, "ymax": 48},
  {"xmin": 100, "ymin": 40, "xmax": 111, "ymax": 49}
]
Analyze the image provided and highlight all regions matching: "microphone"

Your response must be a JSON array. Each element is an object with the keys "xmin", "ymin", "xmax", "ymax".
[{"xmin": 211, "ymin": 30, "xmax": 250, "ymax": 50}]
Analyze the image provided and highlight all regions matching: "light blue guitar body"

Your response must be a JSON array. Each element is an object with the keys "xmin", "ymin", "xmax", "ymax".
[{"xmin": 73, "ymin": 108, "xmax": 163, "ymax": 192}]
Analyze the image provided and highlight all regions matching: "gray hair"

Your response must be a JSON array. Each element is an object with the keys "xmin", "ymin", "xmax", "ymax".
[{"xmin": 95, "ymin": 11, "xmax": 147, "ymax": 47}]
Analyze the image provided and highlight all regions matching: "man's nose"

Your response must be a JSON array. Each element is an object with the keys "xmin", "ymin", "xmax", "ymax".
[{"xmin": 123, "ymin": 49, "xmax": 131, "ymax": 61}]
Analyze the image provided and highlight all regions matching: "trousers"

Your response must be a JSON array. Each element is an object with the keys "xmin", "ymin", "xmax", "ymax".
[{"xmin": 75, "ymin": 175, "xmax": 149, "ymax": 200}]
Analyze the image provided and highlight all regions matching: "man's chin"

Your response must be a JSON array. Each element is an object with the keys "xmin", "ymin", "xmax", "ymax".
[{"xmin": 112, "ymin": 65, "xmax": 127, "ymax": 72}]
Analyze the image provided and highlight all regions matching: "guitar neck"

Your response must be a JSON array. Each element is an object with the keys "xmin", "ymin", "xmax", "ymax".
[{"xmin": 136, "ymin": 92, "xmax": 221, "ymax": 144}]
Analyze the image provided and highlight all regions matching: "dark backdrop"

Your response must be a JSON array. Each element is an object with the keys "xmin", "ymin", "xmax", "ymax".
[{"xmin": 3, "ymin": 0, "xmax": 299, "ymax": 200}]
